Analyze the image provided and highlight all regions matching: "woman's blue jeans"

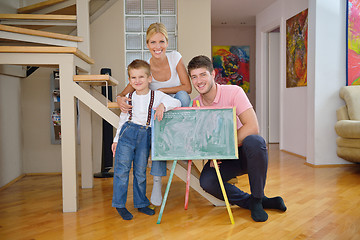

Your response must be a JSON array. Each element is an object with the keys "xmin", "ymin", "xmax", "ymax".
[
  {"xmin": 150, "ymin": 90, "xmax": 191, "ymax": 177},
  {"xmin": 112, "ymin": 121, "xmax": 151, "ymax": 208}
]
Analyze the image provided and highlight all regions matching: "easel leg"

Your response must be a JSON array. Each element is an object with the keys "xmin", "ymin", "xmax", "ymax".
[
  {"xmin": 157, "ymin": 160, "xmax": 177, "ymax": 224},
  {"xmin": 184, "ymin": 160, "xmax": 192, "ymax": 210},
  {"xmin": 212, "ymin": 159, "xmax": 235, "ymax": 224}
]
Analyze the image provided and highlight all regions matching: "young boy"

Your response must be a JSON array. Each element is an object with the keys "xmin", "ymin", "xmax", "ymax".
[{"xmin": 111, "ymin": 59, "xmax": 181, "ymax": 220}]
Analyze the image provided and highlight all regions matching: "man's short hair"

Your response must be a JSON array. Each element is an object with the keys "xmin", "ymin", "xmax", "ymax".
[
  {"xmin": 187, "ymin": 55, "xmax": 214, "ymax": 76},
  {"xmin": 127, "ymin": 59, "xmax": 151, "ymax": 77}
]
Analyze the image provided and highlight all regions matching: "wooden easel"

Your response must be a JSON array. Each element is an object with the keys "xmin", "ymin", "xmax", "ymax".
[{"xmin": 156, "ymin": 159, "xmax": 235, "ymax": 224}]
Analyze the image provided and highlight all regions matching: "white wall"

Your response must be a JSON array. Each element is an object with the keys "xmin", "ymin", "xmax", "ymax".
[
  {"xmin": 211, "ymin": 26, "xmax": 256, "ymax": 108},
  {"xmin": 0, "ymin": 75, "xmax": 23, "ymax": 186},
  {"xmin": 21, "ymin": 68, "xmax": 63, "ymax": 173},
  {"xmin": 178, "ymin": 0, "xmax": 211, "ymax": 100},
  {"xmin": 257, "ymin": 0, "xmax": 349, "ymax": 165},
  {"xmin": 256, "ymin": 0, "xmax": 308, "ymax": 157},
  {"xmin": 306, "ymin": 0, "xmax": 349, "ymax": 165},
  {"xmin": 90, "ymin": 0, "xmax": 125, "ymax": 173}
]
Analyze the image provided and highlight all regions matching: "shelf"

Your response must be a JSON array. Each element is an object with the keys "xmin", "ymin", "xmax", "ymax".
[{"xmin": 50, "ymin": 70, "xmax": 61, "ymax": 144}]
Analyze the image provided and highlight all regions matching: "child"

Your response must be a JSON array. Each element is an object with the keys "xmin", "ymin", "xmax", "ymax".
[{"xmin": 111, "ymin": 59, "xmax": 181, "ymax": 220}]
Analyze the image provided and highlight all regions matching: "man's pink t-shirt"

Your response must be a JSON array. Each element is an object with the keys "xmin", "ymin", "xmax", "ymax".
[{"xmin": 193, "ymin": 84, "xmax": 252, "ymax": 129}]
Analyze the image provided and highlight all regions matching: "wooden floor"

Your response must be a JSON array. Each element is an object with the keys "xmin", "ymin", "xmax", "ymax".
[{"xmin": 1, "ymin": 144, "xmax": 360, "ymax": 240}]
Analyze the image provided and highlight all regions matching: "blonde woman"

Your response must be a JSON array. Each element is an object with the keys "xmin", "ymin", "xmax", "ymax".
[{"xmin": 117, "ymin": 23, "xmax": 192, "ymax": 206}]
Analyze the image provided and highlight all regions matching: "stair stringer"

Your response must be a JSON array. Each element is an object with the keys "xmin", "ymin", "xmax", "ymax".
[{"xmin": 72, "ymin": 82, "xmax": 119, "ymax": 128}]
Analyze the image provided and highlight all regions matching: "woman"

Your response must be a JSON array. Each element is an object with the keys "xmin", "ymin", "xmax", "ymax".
[{"xmin": 116, "ymin": 22, "xmax": 192, "ymax": 207}]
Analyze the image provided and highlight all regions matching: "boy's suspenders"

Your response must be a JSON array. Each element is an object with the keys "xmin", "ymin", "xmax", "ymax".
[{"xmin": 128, "ymin": 90, "xmax": 155, "ymax": 126}]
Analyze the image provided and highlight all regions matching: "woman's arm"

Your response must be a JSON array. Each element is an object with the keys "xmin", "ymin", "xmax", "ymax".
[
  {"xmin": 237, "ymin": 108, "xmax": 260, "ymax": 145},
  {"xmin": 116, "ymin": 83, "xmax": 134, "ymax": 112},
  {"xmin": 157, "ymin": 58, "xmax": 192, "ymax": 94}
]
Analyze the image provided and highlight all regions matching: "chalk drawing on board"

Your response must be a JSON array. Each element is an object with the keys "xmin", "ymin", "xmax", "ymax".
[{"xmin": 151, "ymin": 107, "xmax": 238, "ymax": 160}]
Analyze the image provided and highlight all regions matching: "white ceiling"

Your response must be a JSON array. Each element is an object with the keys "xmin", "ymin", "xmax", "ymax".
[{"xmin": 211, "ymin": 0, "xmax": 278, "ymax": 27}]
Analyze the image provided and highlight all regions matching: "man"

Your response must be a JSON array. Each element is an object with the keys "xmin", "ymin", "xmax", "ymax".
[{"xmin": 187, "ymin": 55, "xmax": 286, "ymax": 222}]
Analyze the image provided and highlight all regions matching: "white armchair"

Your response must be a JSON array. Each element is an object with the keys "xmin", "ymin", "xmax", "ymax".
[{"xmin": 334, "ymin": 86, "xmax": 360, "ymax": 163}]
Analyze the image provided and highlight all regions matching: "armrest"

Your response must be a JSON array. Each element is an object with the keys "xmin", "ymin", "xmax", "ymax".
[
  {"xmin": 336, "ymin": 105, "xmax": 349, "ymax": 121},
  {"xmin": 335, "ymin": 120, "xmax": 360, "ymax": 138}
]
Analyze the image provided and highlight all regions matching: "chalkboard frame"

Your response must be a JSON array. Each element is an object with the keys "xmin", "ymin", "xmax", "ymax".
[{"xmin": 151, "ymin": 106, "xmax": 239, "ymax": 161}]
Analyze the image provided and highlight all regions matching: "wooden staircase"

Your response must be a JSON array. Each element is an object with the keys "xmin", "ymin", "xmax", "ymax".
[
  {"xmin": 73, "ymin": 74, "xmax": 120, "ymax": 109},
  {"xmin": 0, "ymin": 0, "xmax": 121, "ymax": 213},
  {"xmin": 17, "ymin": 0, "xmax": 68, "ymax": 14}
]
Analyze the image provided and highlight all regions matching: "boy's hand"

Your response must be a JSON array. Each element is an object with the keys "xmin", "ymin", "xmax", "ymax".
[
  {"xmin": 111, "ymin": 143, "xmax": 117, "ymax": 157},
  {"xmin": 154, "ymin": 103, "xmax": 165, "ymax": 121}
]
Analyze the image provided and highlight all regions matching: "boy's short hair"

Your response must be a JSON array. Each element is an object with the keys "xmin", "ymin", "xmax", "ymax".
[
  {"xmin": 127, "ymin": 59, "xmax": 151, "ymax": 78},
  {"xmin": 187, "ymin": 55, "xmax": 214, "ymax": 76}
]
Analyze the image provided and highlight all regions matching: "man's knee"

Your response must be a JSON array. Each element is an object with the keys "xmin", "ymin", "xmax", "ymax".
[
  {"xmin": 199, "ymin": 173, "xmax": 216, "ymax": 193},
  {"xmin": 242, "ymin": 135, "xmax": 268, "ymax": 165},
  {"xmin": 243, "ymin": 135, "xmax": 266, "ymax": 149}
]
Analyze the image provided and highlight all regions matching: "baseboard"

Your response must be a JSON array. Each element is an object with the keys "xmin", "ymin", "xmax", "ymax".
[
  {"xmin": 25, "ymin": 172, "xmax": 62, "ymax": 176},
  {"xmin": 0, "ymin": 174, "xmax": 25, "ymax": 191},
  {"xmin": 280, "ymin": 149, "xmax": 306, "ymax": 159},
  {"xmin": 304, "ymin": 162, "xmax": 355, "ymax": 168}
]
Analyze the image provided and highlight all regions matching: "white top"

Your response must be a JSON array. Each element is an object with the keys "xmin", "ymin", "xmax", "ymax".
[
  {"xmin": 148, "ymin": 51, "xmax": 182, "ymax": 97},
  {"xmin": 113, "ymin": 90, "xmax": 181, "ymax": 142}
]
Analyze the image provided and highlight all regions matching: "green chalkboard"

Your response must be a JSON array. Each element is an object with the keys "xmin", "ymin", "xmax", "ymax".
[{"xmin": 151, "ymin": 107, "xmax": 238, "ymax": 160}]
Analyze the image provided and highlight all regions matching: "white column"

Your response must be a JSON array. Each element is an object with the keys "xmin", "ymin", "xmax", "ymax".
[
  {"xmin": 59, "ymin": 59, "xmax": 78, "ymax": 212},
  {"xmin": 76, "ymin": 0, "xmax": 90, "ymax": 56}
]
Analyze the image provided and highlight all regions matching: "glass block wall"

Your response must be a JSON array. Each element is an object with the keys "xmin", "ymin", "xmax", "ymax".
[{"xmin": 124, "ymin": 0, "xmax": 177, "ymax": 69}]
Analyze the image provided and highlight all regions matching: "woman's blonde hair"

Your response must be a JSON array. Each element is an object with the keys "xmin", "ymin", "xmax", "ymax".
[{"xmin": 146, "ymin": 22, "xmax": 168, "ymax": 43}]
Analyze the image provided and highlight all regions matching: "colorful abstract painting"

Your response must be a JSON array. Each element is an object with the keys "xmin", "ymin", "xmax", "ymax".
[
  {"xmin": 212, "ymin": 46, "xmax": 250, "ymax": 93},
  {"xmin": 347, "ymin": 0, "xmax": 360, "ymax": 85},
  {"xmin": 286, "ymin": 9, "xmax": 308, "ymax": 88}
]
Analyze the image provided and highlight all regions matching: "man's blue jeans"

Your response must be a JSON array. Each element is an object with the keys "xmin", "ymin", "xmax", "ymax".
[
  {"xmin": 199, "ymin": 135, "xmax": 268, "ymax": 209},
  {"xmin": 150, "ymin": 90, "xmax": 191, "ymax": 177},
  {"xmin": 112, "ymin": 121, "xmax": 151, "ymax": 209}
]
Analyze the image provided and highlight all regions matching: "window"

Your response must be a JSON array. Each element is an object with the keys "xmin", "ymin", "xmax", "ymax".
[{"xmin": 124, "ymin": 0, "xmax": 177, "ymax": 69}]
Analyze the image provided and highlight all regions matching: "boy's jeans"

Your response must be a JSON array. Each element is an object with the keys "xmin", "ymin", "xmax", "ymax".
[{"xmin": 112, "ymin": 121, "xmax": 151, "ymax": 209}]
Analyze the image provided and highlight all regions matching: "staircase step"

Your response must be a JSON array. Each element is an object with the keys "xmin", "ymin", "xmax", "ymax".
[
  {"xmin": 0, "ymin": 46, "xmax": 94, "ymax": 64},
  {"xmin": 18, "ymin": 0, "xmax": 67, "ymax": 14},
  {"xmin": 73, "ymin": 75, "xmax": 119, "ymax": 86},
  {"xmin": 107, "ymin": 102, "xmax": 119, "ymax": 109},
  {"xmin": 0, "ymin": 24, "xmax": 82, "ymax": 42},
  {"xmin": 0, "ymin": 14, "xmax": 76, "ymax": 21}
]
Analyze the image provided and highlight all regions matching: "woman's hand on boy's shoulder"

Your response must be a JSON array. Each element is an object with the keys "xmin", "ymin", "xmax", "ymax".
[{"xmin": 116, "ymin": 96, "xmax": 132, "ymax": 113}]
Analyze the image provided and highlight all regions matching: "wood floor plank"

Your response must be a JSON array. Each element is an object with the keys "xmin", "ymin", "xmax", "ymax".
[{"xmin": 0, "ymin": 144, "xmax": 360, "ymax": 239}]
